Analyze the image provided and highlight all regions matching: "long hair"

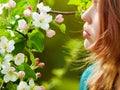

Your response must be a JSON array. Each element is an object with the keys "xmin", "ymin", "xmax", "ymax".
[{"xmin": 88, "ymin": 0, "xmax": 120, "ymax": 89}]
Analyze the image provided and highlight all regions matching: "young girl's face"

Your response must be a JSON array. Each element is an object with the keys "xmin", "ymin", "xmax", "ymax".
[{"xmin": 81, "ymin": 0, "xmax": 100, "ymax": 50}]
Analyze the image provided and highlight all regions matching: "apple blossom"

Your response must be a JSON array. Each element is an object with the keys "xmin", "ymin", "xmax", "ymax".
[
  {"xmin": 1, "ymin": 66, "xmax": 18, "ymax": 83},
  {"xmin": 18, "ymin": 19, "xmax": 29, "ymax": 30},
  {"xmin": 4, "ymin": 54, "xmax": 12, "ymax": 62},
  {"xmin": 0, "ymin": 4, "xmax": 5, "ymax": 15},
  {"xmin": 55, "ymin": 14, "xmax": 64, "ymax": 23},
  {"xmin": 17, "ymin": 81, "xmax": 30, "ymax": 90},
  {"xmin": 6, "ymin": 0, "xmax": 16, "ymax": 9},
  {"xmin": 34, "ymin": 86, "xmax": 46, "ymax": 90},
  {"xmin": 14, "ymin": 53, "xmax": 25, "ymax": 65},
  {"xmin": 46, "ymin": 30, "xmax": 56, "ymax": 38},
  {"xmin": 37, "ymin": 2, "xmax": 51, "ymax": 13},
  {"xmin": 32, "ymin": 12, "xmax": 52, "ymax": 30},
  {"xmin": 24, "ymin": 9, "xmax": 32, "ymax": 17},
  {"xmin": 18, "ymin": 71, "xmax": 25, "ymax": 79},
  {"xmin": 0, "ymin": 36, "xmax": 15, "ymax": 54}
]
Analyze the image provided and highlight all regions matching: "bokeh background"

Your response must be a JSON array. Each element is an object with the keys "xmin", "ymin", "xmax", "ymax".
[{"xmin": 35, "ymin": 0, "xmax": 91, "ymax": 90}]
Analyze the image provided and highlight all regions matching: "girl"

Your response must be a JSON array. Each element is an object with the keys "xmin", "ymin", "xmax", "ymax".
[{"xmin": 79, "ymin": 0, "xmax": 120, "ymax": 90}]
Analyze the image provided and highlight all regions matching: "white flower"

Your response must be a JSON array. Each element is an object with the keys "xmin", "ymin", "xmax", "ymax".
[
  {"xmin": 29, "ymin": 78, "xmax": 35, "ymax": 89},
  {"xmin": 15, "ymin": 15, "xmax": 20, "ymax": 19},
  {"xmin": 1, "ymin": 66, "xmax": 18, "ymax": 83},
  {"xmin": 4, "ymin": 54, "xmax": 12, "ymax": 62},
  {"xmin": 29, "ymin": 79, "xmax": 45, "ymax": 90},
  {"xmin": 0, "ymin": 4, "xmax": 5, "ymax": 15},
  {"xmin": 0, "ymin": 36, "xmax": 15, "ymax": 54},
  {"xmin": 32, "ymin": 12, "xmax": 52, "ymax": 30},
  {"xmin": 17, "ymin": 81, "xmax": 30, "ymax": 90},
  {"xmin": 14, "ymin": 53, "xmax": 25, "ymax": 65},
  {"xmin": 37, "ymin": 2, "xmax": 51, "ymax": 13},
  {"xmin": 18, "ymin": 19, "xmax": 29, "ymax": 30}
]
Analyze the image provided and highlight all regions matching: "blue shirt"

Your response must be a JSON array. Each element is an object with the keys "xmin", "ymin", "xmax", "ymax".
[{"xmin": 79, "ymin": 64, "xmax": 94, "ymax": 90}]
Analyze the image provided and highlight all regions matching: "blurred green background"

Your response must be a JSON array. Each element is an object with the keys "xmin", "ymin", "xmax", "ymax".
[
  {"xmin": 34, "ymin": 0, "xmax": 90, "ymax": 90},
  {"xmin": 0, "ymin": 0, "xmax": 91, "ymax": 89}
]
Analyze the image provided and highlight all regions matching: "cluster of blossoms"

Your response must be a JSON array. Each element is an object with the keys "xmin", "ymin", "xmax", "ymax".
[
  {"xmin": 0, "ymin": 0, "xmax": 65, "ymax": 89},
  {"xmin": 0, "ymin": 36, "xmax": 45, "ymax": 90},
  {"xmin": 0, "ymin": 0, "xmax": 16, "ymax": 14},
  {"xmin": 32, "ymin": 2, "xmax": 64, "ymax": 38},
  {"xmin": 17, "ymin": 2, "xmax": 64, "ymax": 38}
]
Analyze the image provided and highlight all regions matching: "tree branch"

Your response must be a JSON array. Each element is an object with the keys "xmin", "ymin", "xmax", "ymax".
[
  {"xmin": 15, "ymin": 30, "xmax": 28, "ymax": 40},
  {"xmin": 49, "ymin": 10, "xmax": 76, "ymax": 15}
]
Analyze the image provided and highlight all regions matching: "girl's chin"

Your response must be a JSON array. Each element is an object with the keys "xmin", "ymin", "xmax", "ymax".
[{"xmin": 84, "ymin": 39, "xmax": 94, "ymax": 50}]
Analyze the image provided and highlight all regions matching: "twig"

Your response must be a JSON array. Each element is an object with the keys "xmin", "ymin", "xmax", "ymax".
[
  {"xmin": 49, "ymin": 10, "xmax": 76, "ymax": 15},
  {"xmin": 15, "ymin": 30, "xmax": 28, "ymax": 40}
]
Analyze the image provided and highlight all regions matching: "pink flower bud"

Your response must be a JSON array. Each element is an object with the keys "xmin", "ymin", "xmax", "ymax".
[
  {"xmin": 18, "ymin": 71, "xmax": 25, "ymax": 78},
  {"xmin": 18, "ymin": 19, "xmax": 29, "ymax": 30},
  {"xmin": 23, "ymin": 9, "xmax": 31, "ymax": 17},
  {"xmin": 6, "ymin": 0, "xmax": 16, "ymax": 9},
  {"xmin": 35, "ymin": 86, "xmax": 46, "ymax": 90},
  {"xmin": 46, "ymin": 30, "xmax": 56, "ymax": 38},
  {"xmin": 35, "ymin": 58, "xmax": 40, "ymax": 66},
  {"xmin": 27, "ymin": 6, "xmax": 32, "ymax": 11},
  {"xmin": 36, "ymin": 72, "xmax": 42, "ymax": 78},
  {"xmin": 39, "ymin": 86, "xmax": 46, "ymax": 90},
  {"xmin": 55, "ymin": 14, "xmax": 64, "ymax": 23},
  {"xmin": 39, "ymin": 62, "xmax": 45, "ymax": 68}
]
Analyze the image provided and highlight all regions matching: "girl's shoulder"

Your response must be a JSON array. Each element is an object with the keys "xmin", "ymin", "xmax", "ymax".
[{"xmin": 79, "ymin": 64, "xmax": 95, "ymax": 90}]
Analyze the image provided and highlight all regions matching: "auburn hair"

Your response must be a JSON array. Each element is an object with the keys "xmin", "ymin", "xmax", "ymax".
[{"xmin": 88, "ymin": 0, "xmax": 120, "ymax": 90}]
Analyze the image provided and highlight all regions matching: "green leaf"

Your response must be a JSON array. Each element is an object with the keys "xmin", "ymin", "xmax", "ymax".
[
  {"xmin": 12, "ymin": 38, "xmax": 27, "ymax": 55},
  {"xmin": 27, "ymin": 0, "xmax": 38, "ymax": 10},
  {"xmin": 0, "ymin": 0, "xmax": 8, "ymax": 3},
  {"xmin": 0, "ymin": 78, "xmax": 3, "ymax": 87},
  {"xmin": 25, "ymin": 47, "xmax": 35, "ymax": 66},
  {"xmin": 17, "ymin": 63, "xmax": 36, "ymax": 79},
  {"xmin": 30, "ymin": 30, "xmax": 44, "ymax": 52},
  {"xmin": 68, "ymin": 0, "xmax": 81, "ymax": 5},
  {"xmin": 52, "ymin": 69, "xmax": 65, "ymax": 78},
  {"xmin": 5, "ymin": 82, "xmax": 17, "ymax": 90},
  {"xmin": 59, "ymin": 24, "xmax": 66, "ymax": 33},
  {"xmin": 45, "ymin": 0, "xmax": 55, "ymax": 7}
]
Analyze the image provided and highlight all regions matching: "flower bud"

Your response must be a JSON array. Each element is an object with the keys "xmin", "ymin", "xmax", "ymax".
[
  {"xmin": 27, "ymin": 6, "xmax": 32, "ymax": 11},
  {"xmin": 46, "ymin": 30, "xmax": 56, "ymax": 38},
  {"xmin": 18, "ymin": 71, "xmax": 25, "ymax": 79},
  {"xmin": 39, "ymin": 86, "xmax": 46, "ymax": 90},
  {"xmin": 35, "ymin": 58, "xmax": 40, "ymax": 66},
  {"xmin": 34, "ymin": 86, "xmax": 46, "ymax": 90},
  {"xmin": 39, "ymin": 62, "xmax": 45, "ymax": 68},
  {"xmin": 6, "ymin": 0, "xmax": 16, "ymax": 9},
  {"xmin": 23, "ymin": 9, "xmax": 31, "ymax": 17},
  {"xmin": 18, "ymin": 19, "xmax": 29, "ymax": 30},
  {"xmin": 36, "ymin": 72, "xmax": 42, "ymax": 78},
  {"xmin": 55, "ymin": 14, "xmax": 64, "ymax": 23}
]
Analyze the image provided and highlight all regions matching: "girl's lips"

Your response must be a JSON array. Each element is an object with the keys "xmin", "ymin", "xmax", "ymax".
[{"xmin": 83, "ymin": 30, "xmax": 91, "ymax": 38}]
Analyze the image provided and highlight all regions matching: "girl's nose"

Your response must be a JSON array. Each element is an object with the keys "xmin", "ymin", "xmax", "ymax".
[{"xmin": 81, "ymin": 11, "xmax": 92, "ymax": 24}]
